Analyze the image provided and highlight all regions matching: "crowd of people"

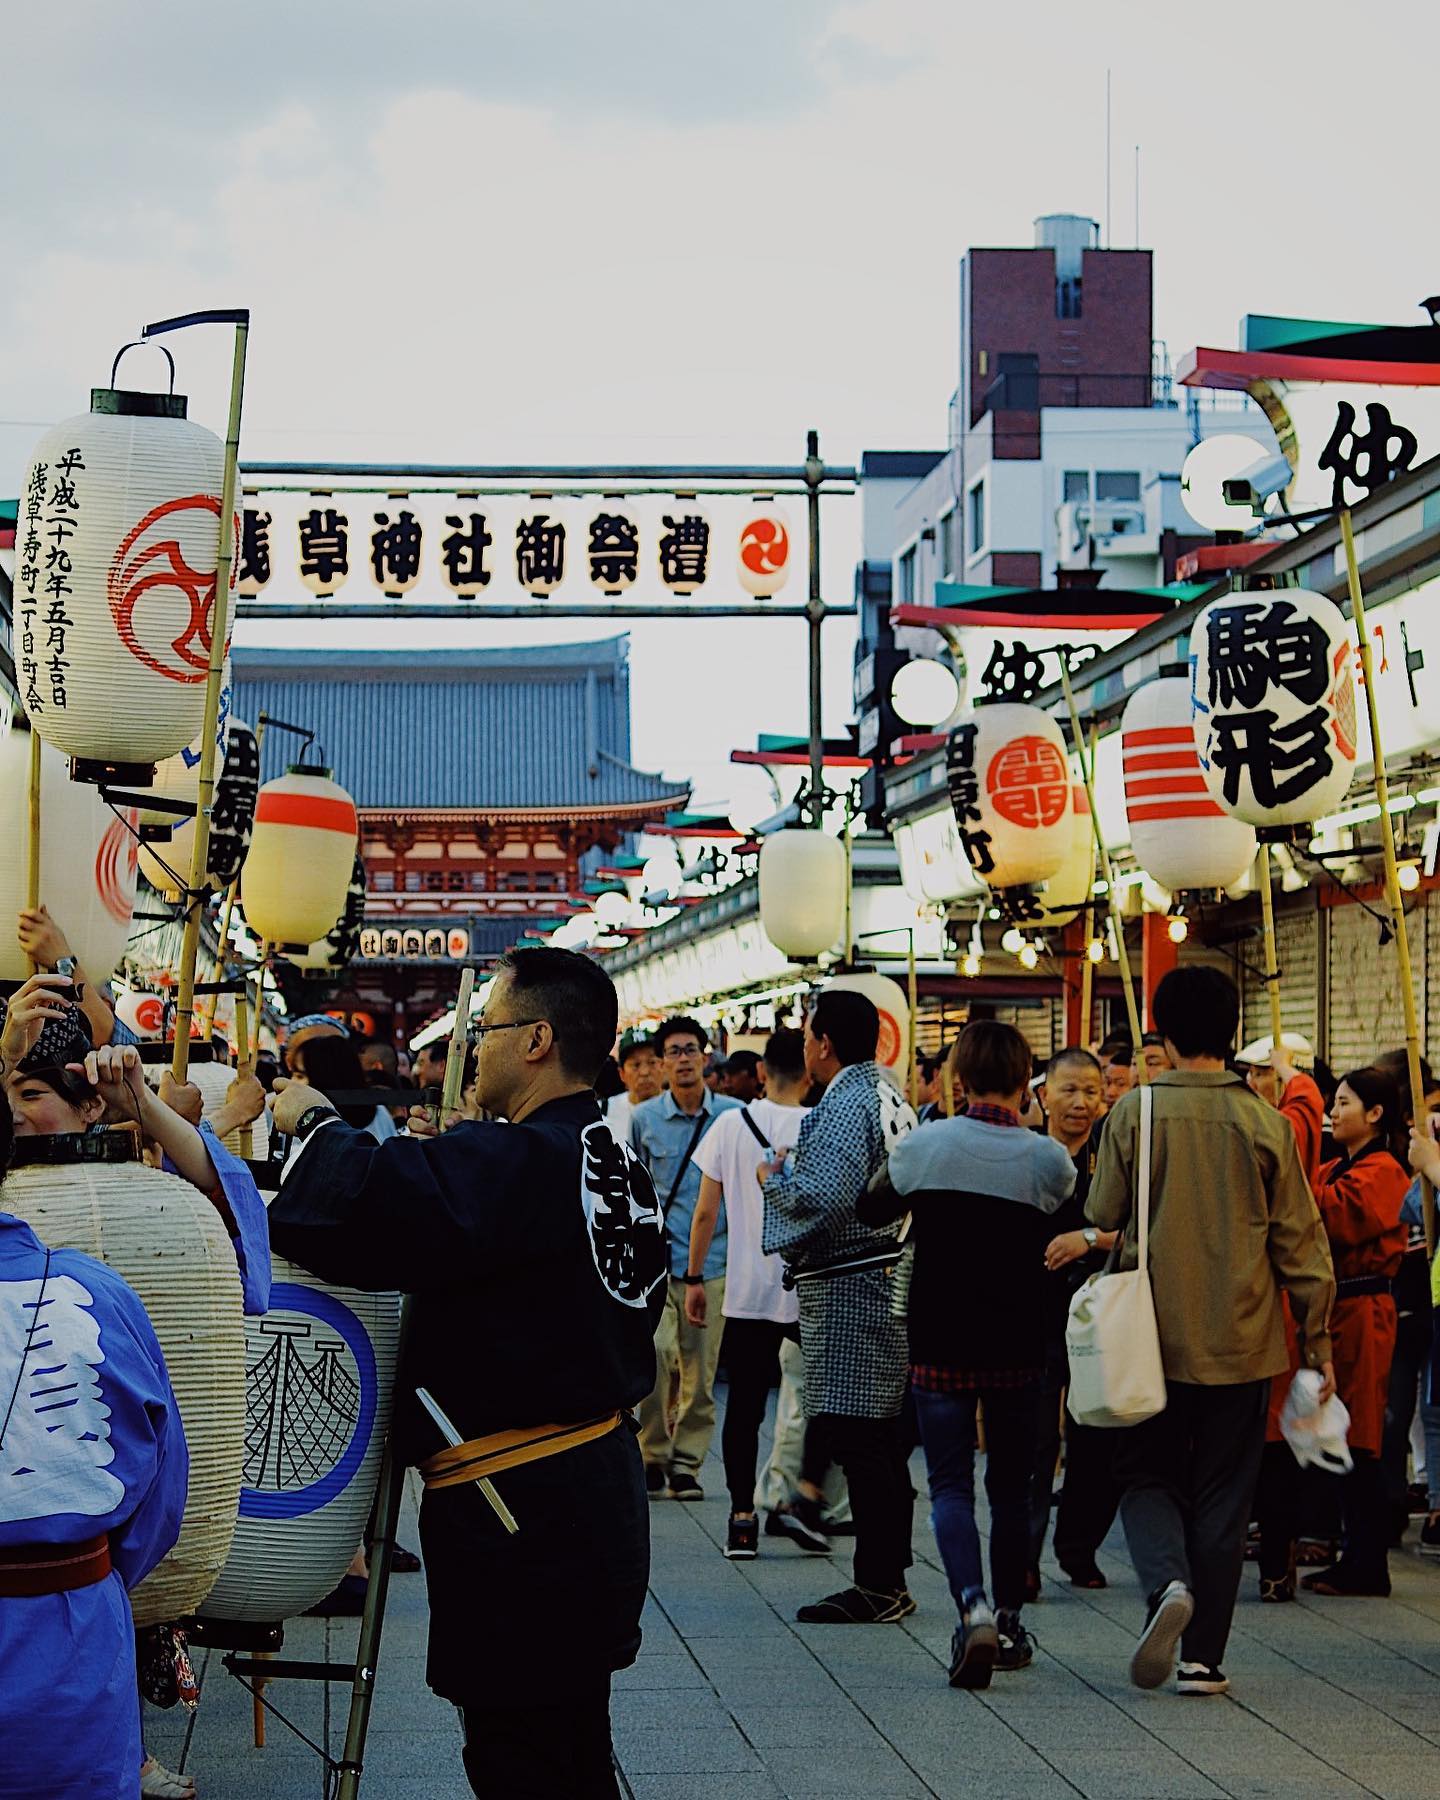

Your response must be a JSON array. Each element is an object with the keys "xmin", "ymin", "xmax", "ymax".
[{"xmin": 8, "ymin": 909, "xmax": 1440, "ymax": 1797}]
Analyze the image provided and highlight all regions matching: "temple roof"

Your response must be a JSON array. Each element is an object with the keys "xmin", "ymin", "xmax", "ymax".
[{"xmin": 232, "ymin": 637, "xmax": 688, "ymax": 812}]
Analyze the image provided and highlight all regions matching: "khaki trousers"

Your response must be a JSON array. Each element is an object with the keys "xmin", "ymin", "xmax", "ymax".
[{"xmin": 639, "ymin": 1277, "xmax": 726, "ymax": 1476}]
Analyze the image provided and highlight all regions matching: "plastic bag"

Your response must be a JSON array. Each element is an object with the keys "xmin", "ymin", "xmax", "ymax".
[{"xmin": 1280, "ymin": 1368, "xmax": 1353, "ymax": 1474}]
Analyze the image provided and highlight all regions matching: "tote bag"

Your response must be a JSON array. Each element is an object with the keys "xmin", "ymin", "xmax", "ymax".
[{"xmin": 1065, "ymin": 1082, "xmax": 1167, "ymax": 1428}]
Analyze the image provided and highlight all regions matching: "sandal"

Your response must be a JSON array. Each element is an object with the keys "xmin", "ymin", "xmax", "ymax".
[
  {"xmin": 1259, "ymin": 1574, "xmax": 1294, "ymax": 1603},
  {"xmin": 140, "ymin": 1757, "xmax": 196, "ymax": 1798}
]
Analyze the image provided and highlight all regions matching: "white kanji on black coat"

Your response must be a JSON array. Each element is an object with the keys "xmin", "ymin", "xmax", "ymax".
[{"xmin": 580, "ymin": 1122, "xmax": 667, "ymax": 1309}]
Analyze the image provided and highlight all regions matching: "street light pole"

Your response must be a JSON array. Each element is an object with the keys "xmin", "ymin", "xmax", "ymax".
[{"xmin": 805, "ymin": 429, "xmax": 826, "ymax": 828}]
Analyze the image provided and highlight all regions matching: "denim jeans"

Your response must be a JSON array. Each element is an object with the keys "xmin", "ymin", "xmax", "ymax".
[{"xmin": 914, "ymin": 1383, "xmax": 1041, "ymax": 1616}]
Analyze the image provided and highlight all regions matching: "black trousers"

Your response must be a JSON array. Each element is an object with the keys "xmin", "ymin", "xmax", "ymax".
[
  {"xmin": 802, "ymin": 1412, "xmax": 913, "ymax": 1593},
  {"xmin": 1114, "ymin": 1378, "xmax": 1268, "ymax": 1668},
  {"xmin": 462, "ymin": 1698, "xmax": 619, "ymax": 1798},
  {"xmin": 720, "ymin": 1318, "xmax": 794, "ymax": 1512},
  {"xmin": 1029, "ymin": 1336, "xmax": 1123, "ymax": 1572},
  {"xmin": 1381, "ymin": 1268, "xmax": 1433, "ymax": 1505}
]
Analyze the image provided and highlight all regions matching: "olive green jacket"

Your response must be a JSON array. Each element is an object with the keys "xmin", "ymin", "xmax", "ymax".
[{"xmin": 1086, "ymin": 1068, "xmax": 1335, "ymax": 1384}]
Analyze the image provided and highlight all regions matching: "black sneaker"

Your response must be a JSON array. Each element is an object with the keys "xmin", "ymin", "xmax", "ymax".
[
  {"xmin": 1060, "ymin": 1559, "xmax": 1107, "ymax": 1590},
  {"xmin": 644, "ymin": 1463, "xmax": 666, "ymax": 1496},
  {"xmin": 724, "ymin": 1514, "xmax": 759, "ymax": 1560},
  {"xmin": 1300, "ymin": 1560, "xmax": 1390, "ymax": 1597},
  {"xmin": 1130, "ymin": 1580, "xmax": 1194, "ymax": 1690},
  {"xmin": 796, "ymin": 1585, "xmax": 916, "ymax": 1624},
  {"xmin": 770, "ymin": 1496, "xmax": 832, "ymax": 1555},
  {"xmin": 1177, "ymin": 1661, "xmax": 1229, "ymax": 1696},
  {"xmin": 995, "ymin": 1610, "xmax": 1035, "ymax": 1671},
  {"xmin": 948, "ymin": 1604, "xmax": 997, "ymax": 1689},
  {"xmin": 1423, "ymin": 1514, "xmax": 1440, "ymax": 1556},
  {"xmin": 668, "ymin": 1472, "xmax": 703, "ymax": 1501}
]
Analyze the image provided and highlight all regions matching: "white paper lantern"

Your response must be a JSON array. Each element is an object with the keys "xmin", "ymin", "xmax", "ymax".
[
  {"xmin": 514, "ymin": 509, "xmax": 567, "ymax": 596},
  {"xmin": 657, "ymin": 509, "xmax": 711, "ymax": 596},
  {"xmin": 1191, "ymin": 589, "xmax": 1358, "ymax": 828},
  {"xmin": 0, "ymin": 721, "xmax": 138, "ymax": 983},
  {"xmin": 199, "ymin": 1259, "xmax": 401, "ymax": 1623},
  {"xmin": 242, "ymin": 765, "xmax": 358, "ymax": 947},
  {"xmin": 13, "ymin": 386, "xmax": 234, "ymax": 777},
  {"xmin": 585, "ymin": 504, "xmax": 640, "ymax": 596},
  {"xmin": 136, "ymin": 661, "xmax": 233, "ymax": 830},
  {"xmin": 1035, "ymin": 785, "xmax": 1095, "ymax": 928},
  {"xmin": 822, "ymin": 971, "xmax": 910, "ymax": 1072},
  {"xmin": 4, "ymin": 1153, "xmax": 245, "ymax": 1625},
  {"xmin": 758, "ymin": 829, "xmax": 846, "ymax": 959},
  {"xmin": 737, "ymin": 506, "xmax": 793, "ymax": 598},
  {"xmin": 140, "ymin": 1046, "xmax": 272, "ymax": 1162},
  {"xmin": 116, "ymin": 988, "xmax": 166, "ymax": 1039},
  {"xmin": 139, "ymin": 713, "xmax": 260, "ymax": 897},
  {"xmin": 946, "ymin": 704, "xmax": 1073, "ymax": 888},
  {"xmin": 1123, "ymin": 676, "xmax": 1258, "ymax": 889}
]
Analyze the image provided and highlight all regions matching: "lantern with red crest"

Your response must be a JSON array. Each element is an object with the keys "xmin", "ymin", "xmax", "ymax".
[
  {"xmin": 241, "ymin": 764, "xmax": 358, "ymax": 947},
  {"xmin": 737, "ymin": 505, "xmax": 792, "ymax": 598},
  {"xmin": 946, "ymin": 704, "xmax": 1072, "ymax": 890},
  {"xmin": 1190, "ymin": 587, "xmax": 1358, "ymax": 829},
  {"xmin": 13, "ymin": 360, "xmax": 235, "ymax": 784},
  {"xmin": 1123, "ymin": 675, "xmax": 1257, "ymax": 890}
]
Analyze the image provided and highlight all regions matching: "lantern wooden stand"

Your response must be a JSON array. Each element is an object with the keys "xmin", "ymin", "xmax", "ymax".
[
  {"xmin": 1341, "ymin": 509, "xmax": 1435, "ymax": 1257},
  {"xmin": 1058, "ymin": 659, "xmax": 1147, "ymax": 1073},
  {"xmin": 1255, "ymin": 840, "xmax": 1286, "ymax": 1050},
  {"xmin": 133, "ymin": 309, "xmax": 250, "ymax": 1086}
]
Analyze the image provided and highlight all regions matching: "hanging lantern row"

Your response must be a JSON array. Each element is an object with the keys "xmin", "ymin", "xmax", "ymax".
[
  {"xmin": 16, "ymin": 377, "xmax": 235, "ymax": 782},
  {"xmin": 1122, "ymin": 676, "xmax": 1256, "ymax": 891},
  {"xmin": 0, "ymin": 720, "xmax": 138, "ymax": 984},
  {"xmin": 237, "ymin": 498, "xmax": 794, "ymax": 601}
]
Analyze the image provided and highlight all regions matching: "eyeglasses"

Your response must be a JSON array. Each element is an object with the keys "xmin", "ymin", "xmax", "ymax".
[
  {"xmin": 663, "ymin": 1044, "xmax": 704, "ymax": 1060},
  {"xmin": 474, "ymin": 1018, "xmax": 544, "ymax": 1040}
]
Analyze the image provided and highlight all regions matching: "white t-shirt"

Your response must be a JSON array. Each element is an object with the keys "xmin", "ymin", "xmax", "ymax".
[
  {"xmin": 604, "ymin": 1094, "xmax": 633, "ymax": 1142},
  {"xmin": 692, "ymin": 1098, "xmax": 806, "ymax": 1324}
]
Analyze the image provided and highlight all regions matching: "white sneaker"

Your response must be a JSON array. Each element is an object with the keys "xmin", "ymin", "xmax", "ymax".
[{"xmin": 1130, "ymin": 1580, "xmax": 1194, "ymax": 1690}]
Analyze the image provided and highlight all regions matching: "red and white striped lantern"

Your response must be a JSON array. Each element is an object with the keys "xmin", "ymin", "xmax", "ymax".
[
  {"xmin": 1123, "ymin": 677, "xmax": 1257, "ymax": 890},
  {"xmin": 13, "ymin": 384, "xmax": 235, "ymax": 779},
  {"xmin": 241, "ymin": 765, "xmax": 358, "ymax": 947},
  {"xmin": 737, "ymin": 506, "xmax": 793, "ymax": 598}
]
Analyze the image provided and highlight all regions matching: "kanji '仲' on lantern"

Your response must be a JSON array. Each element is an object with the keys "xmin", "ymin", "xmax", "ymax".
[
  {"xmin": 758, "ymin": 829, "xmax": 846, "ymax": 959},
  {"xmin": 1190, "ymin": 587, "xmax": 1358, "ymax": 829},
  {"xmin": 14, "ymin": 372, "xmax": 235, "ymax": 783},
  {"xmin": 945, "ymin": 703, "xmax": 1072, "ymax": 889},
  {"xmin": 241, "ymin": 764, "xmax": 358, "ymax": 948},
  {"xmin": 1122, "ymin": 675, "xmax": 1256, "ymax": 891}
]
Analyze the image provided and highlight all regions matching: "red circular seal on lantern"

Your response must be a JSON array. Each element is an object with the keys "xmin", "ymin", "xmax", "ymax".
[
  {"xmin": 874, "ymin": 1009, "xmax": 902, "ymax": 1067},
  {"xmin": 107, "ymin": 496, "xmax": 237, "ymax": 684},
  {"xmin": 985, "ymin": 736, "xmax": 1069, "ymax": 830},
  {"xmin": 95, "ymin": 813, "xmax": 139, "ymax": 924},
  {"xmin": 739, "ymin": 515, "xmax": 789, "ymax": 579}
]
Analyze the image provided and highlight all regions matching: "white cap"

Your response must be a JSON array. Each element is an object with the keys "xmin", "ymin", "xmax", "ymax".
[{"xmin": 1234, "ymin": 1032, "xmax": 1314, "ymax": 1069}]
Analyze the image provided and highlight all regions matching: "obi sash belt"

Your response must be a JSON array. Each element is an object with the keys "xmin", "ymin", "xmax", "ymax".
[
  {"xmin": 0, "ymin": 1534, "xmax": 111, "ymax": 1597},
  {"xmin": 419, "ymin": 1412, "xmax": 626, "ymax": 1491}
]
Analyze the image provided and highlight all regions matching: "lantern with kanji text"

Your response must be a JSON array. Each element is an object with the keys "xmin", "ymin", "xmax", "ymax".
[
  {"xmin": 14, "ymin": 381, "xmax": 234, "ymax": 782},
  {"xmin": 945, "ymin": 703, "xmax": 1072, "ymax": 890},
  {"xmin": 1123, "ymin": 676, "xmax": 1257, "ymax": 889},
  {"xmin": 1190, "ymin": 588, "xmax": 1357, "ymax": 828}
]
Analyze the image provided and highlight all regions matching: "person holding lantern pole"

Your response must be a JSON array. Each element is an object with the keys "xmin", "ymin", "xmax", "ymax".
[{"xmin": 265, "ymin": 947, "xmax": 666, "ymax": 1800}]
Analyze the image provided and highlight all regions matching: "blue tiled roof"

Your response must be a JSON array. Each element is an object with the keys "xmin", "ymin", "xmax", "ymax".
[{"xmin": 232, "ymin": 638, "xmax": 688, "ymax": 812}]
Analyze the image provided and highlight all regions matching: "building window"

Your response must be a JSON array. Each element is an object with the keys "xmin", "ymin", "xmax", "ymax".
[
  {"xmin": 1096, "ymin": 470, "xmax": 1141, "ymax": 502},
  {"xmin": 898, "ymin": 547, "xmax": 916, "ymax": 605},
  {"xmin": 968, "ymin": 481, "xmax": 986, "ymax": 554},
  {"xmin": 1063, "ymin": 470, "xmax": 1090, "ymax": 505},
  {"xmin": 938, "ymin": 509, "xmax": 957, "ymax": 579},
  {"xmin": 1056, "ymin": 277, "xmax": 1082, "ymax": 319}
]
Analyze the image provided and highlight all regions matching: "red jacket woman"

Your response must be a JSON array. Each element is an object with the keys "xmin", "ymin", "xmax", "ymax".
[{"xmin": 1303, "ymin": 1066, "xmax": 1409, "ymax": 1597}]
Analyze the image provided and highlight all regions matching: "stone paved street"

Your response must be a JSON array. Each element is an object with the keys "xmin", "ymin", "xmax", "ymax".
[{"xmin": 149, "ymin": 1399, "xmax": 1440, "ymax": 1799}]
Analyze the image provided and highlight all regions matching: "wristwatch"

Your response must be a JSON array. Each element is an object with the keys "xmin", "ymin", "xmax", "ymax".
[
  {"xmin": 1082, "ymin": 1227, "xmax": 1099, "ymax": 1250},
  {"xmin": 293, "ymin": 1104, "xmax": 339, "ymax": 1141},
  {"xmin": 682, "ymin": 1273, "xmax": 705, "ymax": 1286}
]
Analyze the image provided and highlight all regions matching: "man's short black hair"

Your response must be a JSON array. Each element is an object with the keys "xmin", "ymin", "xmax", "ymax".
[
  {"xmin": 1097, "ymin": 1032, "xmax": 1134, "ymax": 1062},
  {"xmin": 1151, "ymin": 965, "xmax": 1239, "ymax": 1060},
  {"xmin": 1047, "ymin": 1046, "xmax": 1102, "ymax": 1082},
  {"xmin": 955, "ymin": 1019, "xmax": 1033, "ymax": 1097},
  {"xmin": 725, "ymin": 1050, "xmax": 762, "ymax": 1079},
  {"xmin": 1140, "ymin": 1031, "xmax": 1167, "ymax": 1049},
  {"xmin": 808, "ymin": 990, "xmax": 880, "ymax": 1066},
  {"xmin": 763, "ymin": 1028, "xmax": 806, "ymax": 1083},
  {"xmin": 494, "ymin": 946, "xmax": 619, "ymax": 1083},
  {"xmin": 919, "ymin": 1052, "xmax": 944, "ymax": 1082},
  {"xmin": 654, "ymin": 1015, "xmax": 708, "ymax": 1054},
  {"xmin": 617, "ymin": 1036, "xmax": 657, "ymax": 1068}
]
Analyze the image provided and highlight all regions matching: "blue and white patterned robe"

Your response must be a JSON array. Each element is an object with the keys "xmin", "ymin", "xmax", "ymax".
[
  {"xmin": 762, "ymin": 1062, "xmax": 916, "ymax": 1418},
  {"xmin": 0, "ymin": 1212, "xmax": 186, "ymax": 1800}
]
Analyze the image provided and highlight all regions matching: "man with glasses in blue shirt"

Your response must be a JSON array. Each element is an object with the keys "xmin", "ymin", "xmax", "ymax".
[{"xmin": 628, "ymin": 1016, "xmax": 739, "ymax": 1498}]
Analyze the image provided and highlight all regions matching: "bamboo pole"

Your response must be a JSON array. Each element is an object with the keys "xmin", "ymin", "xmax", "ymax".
[
  {"xmin": 24, "ymin": 726, "xmax": 41, "ymax": 972},
  {"xmin": 1256, "ymin": 842, "xmax": 1286, "ymax": 1050},
  {"xmin": 441, "ymin": 966, "xmax": 476, "ymax": 1119},
  {"xmin": 1341, "ymin": 508, "xmax": 1434, "ymax": 1257},
  {"xmin": 251, "ymin": 940, "xmax": 268, "ymax": 1063},
  {"xmin": 1058, "ymin": 658, "xmax": 1146, "ymax": 1077},
  {"xmin": 1077, "ymin": 723, "xmax": 1099, "ymax": 1048},
  {"xmin": 170, "ymin": 318, "xmax": 248, "ymax": 1083},
  {"xmin": 234, "ymin": 989, "xmax": 254, "ymax": 1160},
  {"xmin": 200, "ymin": 886, "xmax": 238, "ymax": 1043}
]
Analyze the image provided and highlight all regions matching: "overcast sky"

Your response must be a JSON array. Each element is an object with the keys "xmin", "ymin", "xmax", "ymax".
[{"xmin": 3, "ymin": 0, "xmax": 1427, "ymax": 814}]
